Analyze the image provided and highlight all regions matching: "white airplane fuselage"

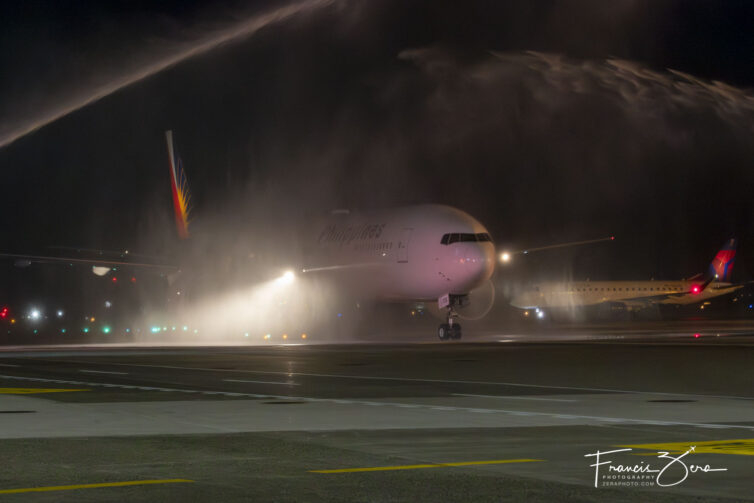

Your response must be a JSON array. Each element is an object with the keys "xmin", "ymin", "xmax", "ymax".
[
  {"xmin": 511, "ymin": 280, "xmax": 742, "ymax": 310},
  {"xmin": 304, "ymin": 204, "xmax": 496, "ymax": 302}
]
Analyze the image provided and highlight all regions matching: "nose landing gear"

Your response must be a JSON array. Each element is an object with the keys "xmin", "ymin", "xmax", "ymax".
[{"xmin": 437, "ymin": 294, "xmax": 467, "ymax": 341}]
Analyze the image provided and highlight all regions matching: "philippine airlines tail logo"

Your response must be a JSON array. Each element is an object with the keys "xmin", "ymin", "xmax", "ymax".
[
  {"xmin": 709, "ymin": 238, "xmax": 736, "ymax": 282},
  {"xmin": 165, "ymin": 130, "xmax": 192, "ymax": 239}
]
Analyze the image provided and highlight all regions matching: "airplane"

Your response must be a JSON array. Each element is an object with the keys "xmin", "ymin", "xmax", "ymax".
[
  {"xmin": 301, "ymin": 205, "xmax": 496, "ymax": 340},
  {"xmin": 167, "ymin": 131, "xmax": 501, "ymax": 340},
  {"xmin": 510, "ymin": 238, "xmax": 743, "ymax": 318}
]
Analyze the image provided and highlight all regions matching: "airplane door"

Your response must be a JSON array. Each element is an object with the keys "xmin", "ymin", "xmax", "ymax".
[{"xmin": 397, "ymin": 228, "xmax": 412, "ymax": 263}]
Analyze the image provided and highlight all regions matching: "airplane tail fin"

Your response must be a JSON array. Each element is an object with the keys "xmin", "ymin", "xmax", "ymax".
[
  {"xmin": 708, "ymin": 238, "xmax": 737, "ymax": 282},
  {"xmin": 165, "ymin": 130, "xmax": 192, "ymax": 239}
]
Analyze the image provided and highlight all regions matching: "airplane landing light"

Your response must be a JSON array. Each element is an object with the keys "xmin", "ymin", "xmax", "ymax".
[{"xmin": 277, "ymin": 270, "xmax": 296, "ymax": 285}]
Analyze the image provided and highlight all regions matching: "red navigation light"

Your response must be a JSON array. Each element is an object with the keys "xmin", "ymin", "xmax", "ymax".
[
  {"xmin": 130, "ymin": 276, "xmax": 136, "ymax": 283},
  {"xmin": 111, "ymin": 276, "xmax": 118, "ymax": 283},
  {"xmin": 610, "ymin": 236, "xmax": 615, "ymax": 241},
  {"xmin": 690, "ymin": 285, "xmax": 701, "ymax": 294},
  {"xmin": 694, "ymin": 333, "xmax": 701, "ymax": 338}
]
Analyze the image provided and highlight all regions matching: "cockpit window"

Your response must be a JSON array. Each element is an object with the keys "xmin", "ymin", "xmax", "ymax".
[{"xmin": 440, "ymin": 233, "xmax": 493, "ymax": 245}]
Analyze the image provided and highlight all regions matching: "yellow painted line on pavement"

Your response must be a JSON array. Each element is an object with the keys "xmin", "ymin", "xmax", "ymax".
[
  {"xmin": 0, "ymin": 388, "xmax": 89, "ymax": 394},
  {"xmin": 310, "ymin": 458, "xmax": 543, "ymax": 473},
  {"xmin": 0, "ymin": 479, "xmax": 193, "ymax": 494},
  {"xmin": 620, "ymin": 439, "xmax": 754, "ymax": 456}
]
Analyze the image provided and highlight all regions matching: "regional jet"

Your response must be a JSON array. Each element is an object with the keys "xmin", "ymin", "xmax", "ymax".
[{"xmin": 510, "ymin": 239, "xmax": 742, "ymax": 316}]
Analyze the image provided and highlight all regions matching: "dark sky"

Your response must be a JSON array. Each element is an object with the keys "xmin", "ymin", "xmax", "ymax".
[{"xmin": 1, "ymin": 0, "xmax": 753, "ymax": 283}]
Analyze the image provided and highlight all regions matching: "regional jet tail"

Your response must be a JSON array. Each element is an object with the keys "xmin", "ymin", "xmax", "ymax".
[{"xmin": 510, "ymin": 238, "xmax": 744, "ymax": 314}]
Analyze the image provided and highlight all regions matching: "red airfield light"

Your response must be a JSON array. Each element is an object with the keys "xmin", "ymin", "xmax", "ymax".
[
  {"xmin": 0, "ymin": 307, "xmax": 7, "ymax": 319},
  {"xmin": 111, "ymin": 276, "xmax": 118, "ymax": 283},
  {"xmin": 130, "ymin": 276, "xmax": 136, "ymax": 283},
  {"xmin": 694, "ymin": 333, "xmax": 701, "ymax": 338}
]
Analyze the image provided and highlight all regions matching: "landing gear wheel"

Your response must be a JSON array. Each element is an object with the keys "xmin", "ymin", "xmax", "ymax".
[
  {"xmin": 438, "ymin": 323, "xmax": 450, "ymax": 341},
  {"xmin": 450, "ymin": 323, "xmax": 462, "ymax": 340}
]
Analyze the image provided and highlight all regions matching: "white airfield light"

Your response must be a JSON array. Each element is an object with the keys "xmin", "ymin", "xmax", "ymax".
[
  {"xmin": 30, "ymin": 309, "xmax": 41, "ymax": 320},
  {"xmin": 92, "ymin": 266, "xmax": 111, "ymax": 276}
]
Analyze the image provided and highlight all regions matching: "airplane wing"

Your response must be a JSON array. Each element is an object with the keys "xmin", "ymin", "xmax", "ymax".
[
  {"xmin": 0, "ymin": 131, "xmax": 189, "ymax": 278},
  {"xmin": 301, "ymin": 262, "xmax": 383, "ymax": 273},
  {"xmin": 616, "ymin": 291, "xmax": 695, "ymax": 305},
  {"xmin": 0, "ymin": 252, "xmax": 178, "ymax": 275},
  {"xmin": 499, "ymin": 236, "xmax": 615, "ymax": 263}
]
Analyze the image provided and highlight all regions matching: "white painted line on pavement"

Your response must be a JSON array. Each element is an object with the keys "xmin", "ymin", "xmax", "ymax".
[
  {"xmin": 454, "ymin": 393, "xmax": 577, "ymax": 402},
  {"xmin": 53, "ymin": 361, "xmax": 754, "ymax": 402},
  {"xmin": 224, "ymin": 379, "xmax": 299, "ymax": 386},
  {"xmin": 0, "ymin": 374, "xmax": 751, "ymax": 431}
]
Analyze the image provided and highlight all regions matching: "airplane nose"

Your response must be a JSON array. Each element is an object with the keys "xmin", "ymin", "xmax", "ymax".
[{"xmin": 452, "ymin": 243, "xmax": 495, "ymax": 291}]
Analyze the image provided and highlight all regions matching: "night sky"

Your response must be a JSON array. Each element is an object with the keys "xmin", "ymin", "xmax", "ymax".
[{"xmin": 1, "ymin": 0, "xmax": 753, "ymax": 305}]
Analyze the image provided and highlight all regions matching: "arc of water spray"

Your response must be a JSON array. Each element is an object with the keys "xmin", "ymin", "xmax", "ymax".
[{"xmin": 0, "ymin": 0, "xmax": 336, "ymax": 149}]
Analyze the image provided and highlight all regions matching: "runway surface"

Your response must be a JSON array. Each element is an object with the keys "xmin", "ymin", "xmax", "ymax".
[{"xmin": 0, "ymin": 322, "xmax": 752, "ymax": 501}]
